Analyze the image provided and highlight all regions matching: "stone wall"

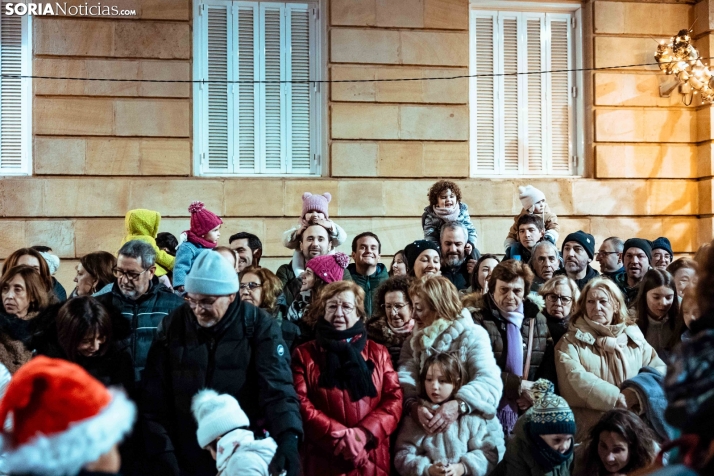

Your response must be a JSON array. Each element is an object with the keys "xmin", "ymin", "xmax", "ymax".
[{"xmin": 0, "ymin": 0, "xmax": 705, "ymax": 291}]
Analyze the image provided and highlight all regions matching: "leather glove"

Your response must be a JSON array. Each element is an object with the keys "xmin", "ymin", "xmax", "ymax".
[
  {"xmin": 269, "ymin": 431, "xmax": 300, "ymax": 476},
  {"xmin": 331, "ymin": 427, "xmax": 369, "ymax": 464}
]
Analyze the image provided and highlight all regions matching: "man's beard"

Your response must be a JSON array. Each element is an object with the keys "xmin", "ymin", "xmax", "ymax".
[{"xmin": 443, "ymin": 254, "xmax": 465, "ymax": 268}]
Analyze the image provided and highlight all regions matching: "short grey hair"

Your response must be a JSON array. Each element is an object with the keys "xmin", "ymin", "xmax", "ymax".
[
  {"xmin": 538, "ymin": 275, "xmax": 580, "ymax": 302},
  {"xmin": 440, "ymin": 221, "xmax": 469, "ymax": 241},
  {"xmin": 529, "ymin": 240, "xmax": 559, "ymax": 265},
  {"xmin": 604, "ymin": 236, "xmax": 624, "ymax": 252},
  {"xmin": 118, "ymin": 240, "xmax": 156, "ymax": 269}
]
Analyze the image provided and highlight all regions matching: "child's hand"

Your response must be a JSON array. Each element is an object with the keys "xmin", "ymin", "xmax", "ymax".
[
  {"xmin": 464, "ymin": 243, "xmax": 473, "ymax": 256},
  {"xmin": 428, "ymin": 463, "xmax": 446, "ymax": 476},
  {"xmin": 312, "ymin": 218, "xmax": 334, "ymax": 233}
]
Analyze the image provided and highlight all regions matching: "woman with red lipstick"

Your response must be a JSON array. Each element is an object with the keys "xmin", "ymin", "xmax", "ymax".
[{"xmin": 634, "ymin": 269, "xmax": 684, "ymax": 360}]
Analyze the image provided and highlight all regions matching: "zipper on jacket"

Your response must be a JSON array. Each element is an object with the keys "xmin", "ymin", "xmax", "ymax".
[{"xmin": 205, "ymin": 337, "xmax": 216, "ymax": 386}]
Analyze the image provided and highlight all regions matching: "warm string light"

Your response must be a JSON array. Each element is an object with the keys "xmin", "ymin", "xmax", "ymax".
[{"xmin": 655, "ymin": 28, "xmax": 714, "ymax": 105}]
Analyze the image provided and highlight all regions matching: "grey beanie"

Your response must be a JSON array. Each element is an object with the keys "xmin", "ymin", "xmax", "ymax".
[{"xmin": 185, "ymin": 249, "xmax": 239, "ymax": 295}]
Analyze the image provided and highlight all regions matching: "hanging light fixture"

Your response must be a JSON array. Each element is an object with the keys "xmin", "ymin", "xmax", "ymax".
[{"xmin": 655, "ymin": 28, "xmax": 714, "ymax": 105}]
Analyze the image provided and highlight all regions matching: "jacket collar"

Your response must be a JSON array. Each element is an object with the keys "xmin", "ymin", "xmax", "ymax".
[
  {"xmin": 347, "ymin": 262, "xmax": 387, "ymax": 280},
  {"xmin": 571, "ymin": 317, "xmax": 645, "ymax": 348},
  {"xmin": 110, "ymin": 279, "xmax": 159, "ymax": 304}
]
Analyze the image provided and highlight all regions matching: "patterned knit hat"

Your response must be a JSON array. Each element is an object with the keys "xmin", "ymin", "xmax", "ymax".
[
  {"xmin": 189, "ymin": 201, "xmax": 223, "ymax": 236},
  {"xmin": 526, "ymin": 379, "xmax": 576, "ymax": 436},
  {"xmin": 306, "ymin": 252, "xmax": 349, "ymax": 284},
  {"xmin": 519, "ymin": 185, "xmax": 546, "ymax": 212},
  {"xmin": 302, "ymin": 192, "xmax": 331, "ymax": 219}
]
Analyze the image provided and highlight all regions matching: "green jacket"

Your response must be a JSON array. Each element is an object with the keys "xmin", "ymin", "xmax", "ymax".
[
  {"xmin": 122, "ymin": 209, "xmax": 175, "ymax": 277},
  {"xmin": 492, "ymin": 418, "xmax": 574, "ymax": 476},
  {"xmin": 347, "ymin": 263, "xmax": 388, "ymax": 317}
]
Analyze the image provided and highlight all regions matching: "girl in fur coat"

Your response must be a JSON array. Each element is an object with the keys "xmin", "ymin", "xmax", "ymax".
[{"xmin": 395, "ymin": 352, "xmax": 505, "ymax": 476}]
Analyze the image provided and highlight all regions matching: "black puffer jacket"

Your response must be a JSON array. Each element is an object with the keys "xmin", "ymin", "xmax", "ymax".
[
  {"xmin": 141, "ymin": 299, "xmax": 302, "ymax": 476},
  {"xmin": 465, "ymin": 293, "xmax": 550, "ymax": 400},
  {"xmin": 96, "ymin": 281, "xmax": 183, "ymax": 383}
]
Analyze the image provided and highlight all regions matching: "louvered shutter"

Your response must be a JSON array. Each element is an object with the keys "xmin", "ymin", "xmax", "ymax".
[
  {"xmin": 286, "ymin": 4, "xmax": 311, "ymax": 173},
  {"xmin": 501, "ymin": 15, "xmax": 519, "ymax": 173},
  {"xmin": 204, "ymin": 2, "xmax": 233, "ymax": 173},
  {"xmin": 0, "ymin": 1, "xmax": 29, "ymax": 175},
  {"xmin": 472, "ymin": 14, "xmax": 496, "ymax": 174},
  {"xmin": 237, "ymin": 3, "xmax": 258, "ymax": 173},
  {"xmin": 548, "ymin": 15, "xmax": 572, "ymax": 174},
  {"xmin": 260, "ymin": 3, "xmax": 285, "ymax": 173},
  {"xmin": 525, "ymin": 16, "xmax": 544, "ymax": 173}
]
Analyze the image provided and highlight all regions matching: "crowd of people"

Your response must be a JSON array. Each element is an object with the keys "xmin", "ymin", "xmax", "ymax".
[{"xmin": 0, "ymin": 180, "xmax": 713, "ymax": 476}]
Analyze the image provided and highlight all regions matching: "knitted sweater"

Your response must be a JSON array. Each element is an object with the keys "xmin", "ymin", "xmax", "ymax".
[
  {"xmin": 422, "ymin": 203, "xmax": 478, "ymax": 247},
  {"xmin": 395, "ymin": 401, "xmax": 505, "ymax": 476}
]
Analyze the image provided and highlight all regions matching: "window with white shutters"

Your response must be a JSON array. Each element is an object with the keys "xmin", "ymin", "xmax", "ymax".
[
  {"xmin": 194, "ymin": 0, "xmax": 321, "ymax": 176},
  {"xmin": 0, "ymin": 2, "xmax": 31, "ymax": 176},
  {"xmin": 469, "ymin": 8, "xmax": 580, "ymax": 176}
]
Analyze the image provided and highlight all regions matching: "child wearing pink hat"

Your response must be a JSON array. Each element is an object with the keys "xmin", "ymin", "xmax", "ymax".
[
  {"xmin": 286, "ymin": 252, "xmax": 349, "ymax": 324},
  {"xmin": 282, "ymin": 192, "xmax": 346, "ymax": 250},
  {"xmin": 173, "ymin": 201, "xmax": 223, "ymax": 291}
]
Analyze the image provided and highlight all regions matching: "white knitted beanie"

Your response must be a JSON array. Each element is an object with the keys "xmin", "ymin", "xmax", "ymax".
[
  {"xmin": 191, "ymin": 389, "xmax": 250, "ymax": 448},
  {"xmin": 518, "ymin": 185, "xmax": 546, "ymax": 212}
]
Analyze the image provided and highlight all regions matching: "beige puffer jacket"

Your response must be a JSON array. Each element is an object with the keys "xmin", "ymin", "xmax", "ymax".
[{"xmin": 555, "ymin": 316, "xmax": 665, "ymax": 443}]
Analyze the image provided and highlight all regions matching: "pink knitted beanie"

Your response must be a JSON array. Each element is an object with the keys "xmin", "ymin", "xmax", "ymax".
[
  {"xmin": 301, "ymin": 192, "xmax": 331, "ymax": 219},
  {"xmin": 189, "ymin": 201, "xmax": 223, "ymax": 236},
  {"xmin": 306, "ymin": 252, "xmax": 349, "ymax": 284}
]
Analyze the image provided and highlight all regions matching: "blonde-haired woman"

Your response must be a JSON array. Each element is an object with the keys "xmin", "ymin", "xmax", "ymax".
[
  {"xmin": 398, "ymin": 275, "xmax": 504, "ymax": 456},
  {"xmin": 555, "ymin": 277, "xmax": 665, "ymax": 443}
]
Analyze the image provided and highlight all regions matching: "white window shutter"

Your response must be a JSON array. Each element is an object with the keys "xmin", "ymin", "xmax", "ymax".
[
  {"xmin": 0, "ymin": 0, "xmax": 29, "ymax": 175},
  {"xmin": 202, "ymin": 2, "xmax": 233, "ymax": 174},
  {"xmin": 286, "ymin": 4, "xmax": 311, "ymax": 173},
  {"xmin": 500, "ymin": 15, "xmax": 519, "ymax": 174},
  {"xmin": 237, "ymin": 3, "xmax": 258, "ymax": 173},
  {"xmin": 525, "ymin": 17, "xmax": 544, "ymax": 173},
  {"xmin": 259, "ymin": 3, "xmax": 285, "ymax": 173},
  {"xmin": 472, "ymin": 14, "xmax": 497, "ymax": 174},
  {"xmin": 547, "ymin": 15, "xmax": 572, "ymax": 174}
]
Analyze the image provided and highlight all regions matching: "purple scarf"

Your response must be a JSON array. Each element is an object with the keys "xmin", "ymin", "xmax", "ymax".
[{"xmin": 495, "ymin": 301, "xmax": 525, "ymax": 436}]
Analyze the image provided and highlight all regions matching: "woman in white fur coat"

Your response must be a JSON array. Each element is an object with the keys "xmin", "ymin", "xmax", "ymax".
[
  {"xmin": 395, "ymin": 352, "xmax": 504, "ymax": 476},
  {"xmin": 398, "ymin": 276, "xmax": 504, "ymax": 469}
]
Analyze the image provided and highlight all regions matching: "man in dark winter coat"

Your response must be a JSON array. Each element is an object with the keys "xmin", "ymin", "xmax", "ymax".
[
  {"xmin": 556, "ymin": 231, "xmax": 599, "ymax": 290},
  {"xmin": 596, "ymin": 236, "xmax": 625, "ymax": 280},
  {"xmin": 504, "ymin": 214, "xmax": 543, "ymax": 263},
  {"xmin": 348, "ymin": 232, "xmax": 388, "ymax": 317},
  {"xmin": 96, "ymin": 240, "xmax": 184, "ymax": 383},
  {"xmin": 141, "ymin": 250, "xmax": 302, "ymax": 476},
  {"xmin": 439, "ymin": 222, "xmax": 474, "ymax": 291},
  {"xmin": 615, "ymin": 238, "xmax": 652, "ymax": 307},
  {"xmin": 529, "ymin": 240, "xmax": 561, "ymax": 293}
]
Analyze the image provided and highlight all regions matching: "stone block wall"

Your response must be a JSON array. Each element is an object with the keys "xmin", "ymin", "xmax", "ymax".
[{"xmin": 0, "ymin": 0, "xmax": 707, "ymax": 291}]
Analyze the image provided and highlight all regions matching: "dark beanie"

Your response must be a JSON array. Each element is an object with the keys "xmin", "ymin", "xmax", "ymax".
[
  {"xmin": 651, "ymin": 237, "xmax": 673, "ymax": 260},
  {"xmin": 561, "ymin": 231, "xmax": 595, "ymax": 259},
  {"xmin": 404, "ymin": 240, "xmax": 440, "ymax": 271},
  {"xmin": 623, "ymin": 238, "xmax": 653, "ymax": 262}
]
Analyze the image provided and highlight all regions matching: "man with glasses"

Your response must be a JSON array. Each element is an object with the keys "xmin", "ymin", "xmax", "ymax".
[
  {"xmin": 556, "ymin": 231, "xmax": 599, "ymax": 290},
  {"xmin": 596, "ymin": 237, "xmax": 625, "ymax": 280},
  {"xmin": 615, "ymin": 238, "xmax": 653, "ymax": 306},
  {"xmin": 142, "ymin": 250, "xmax": 302, "ymax": 476},
  {"xmin": 96, "ymin": 240, "xmax": 183, "ymax": 383}
]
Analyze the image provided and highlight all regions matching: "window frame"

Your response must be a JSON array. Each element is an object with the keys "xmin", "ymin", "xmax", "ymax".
[
  {"xmin": 468, "ymin": 0, "xmax": 584, "ymax": 178},
  {"xmin": 0, "ymin": 7, "xmax": 32, "ymax": 176},
  {"xmin": 192, "ymin": 0, "xmax": 325, "ymax": 177}
]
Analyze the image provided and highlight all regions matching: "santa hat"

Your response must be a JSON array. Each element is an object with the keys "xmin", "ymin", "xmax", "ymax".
[
  {"xmin": 0, "ymin": 356, "xmax": 136, "ymax": 476},
  {"xmin": 302, "ymin": 192, "xmax": 331, "ymax": 219},
  {"xmin": 191, "ymin": 389, "xmax": 250, "ymax": 448},
  {"xmin": 188, "ymin": 201, "xmax": 223, "ymax": 236},
  {"xmin": 518, "ymin": 185, "xmax": 546, "ymax": 212},
  {"xmin": 306, "ymin": 252, "xmax": 349, "ymax": 284}
]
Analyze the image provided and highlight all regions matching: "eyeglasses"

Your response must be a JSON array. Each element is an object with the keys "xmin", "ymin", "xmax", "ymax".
[
  {"xmin": 239, "ymin": 282, "xmax": 262, "ymax": 291},
  {"xmin": 546, "ymin": 294, "xmax": 573, "ymax": 304},
  {"xmin": 326, "ymin": 303, "xmax": 356, "ymax": 313},
  {"xmin": 382, "ymin": 303, "xmax": 409, "ymax": 313},
  {"xmin": 596, "ymin": 251, "xmax": 619, "ymax": 257},
  {"xmin": 112, "ymin": 267, "xmax": 149, "ymax": 281},
  {"xmin": 184, "ymin": 296, "xmax": 219, "ymax": 310}
]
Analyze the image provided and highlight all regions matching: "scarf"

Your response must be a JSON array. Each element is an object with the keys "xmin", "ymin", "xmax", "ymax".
[
  {"xmin": 544, "ymin": 310, "xmax": 569, "ymax": 344},
  {"xmin": 495, "ymin": 300, "xmax": 525, "ymax": 436},
  {"xmin": 432, "ymin": 203, "xmax": 460, "ymax": 222},
  {"xmin": 316, "ymin": 318, "xmax": 377, "ymax": 402},
  {"xmin": 287, "ymin": 290, "xmax": 311, "ymax": 322},
  {"xmin": 185, "ymin": 229, "xmax": 218, "ymax": 249},
  {"xmin": 387, "ymin": 318, "xmax": 415, "ymax": 335},
  {"xmin": 526, "ymin": 422, "xmax": 573, "ymax": 471},
  {"xmin": 583, "ymin": 317, "xmax": 631, "ymax": 386}
]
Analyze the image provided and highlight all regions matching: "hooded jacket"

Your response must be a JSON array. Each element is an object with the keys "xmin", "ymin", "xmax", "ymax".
[
  {"xmin": 122, "ymin": 209, "xmax": 175, "ymax": 277},
  {"xmin": 555, "ymin": 317, "xmax": 666, "ymax": 443},
  {"xmin": 346, "ymin": 263, "xmax": 388, "ymax": 317},
  {"xmin": 465, "ymin": 294, "xmax": 550, "ymax": 400},
  {"xmin": 141, "ymin": 298, "xmax": 302, "ymax": 476},
  {"xmin": 395, "ymin": 400, "xmax": 505, "ymax": 476},
  {"xmin": 398, "ymin": 309, "xmax": 503, "ymax": 420},
  {"xmin": 96, "ymin": 281, "xmax": 184, "ymax": 383},
  {"xmin": 213, "ymin": 428, "xmax": 277, "ymax": 476},
  {"xmin": 422, "ymin": 203, "xmax": 478, "ymax": 247}
]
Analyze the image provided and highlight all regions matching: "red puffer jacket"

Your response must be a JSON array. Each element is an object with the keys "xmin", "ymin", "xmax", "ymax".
[{"xmin": 292, "ymin": 339, "xmax": 403, "ymax": 476}]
